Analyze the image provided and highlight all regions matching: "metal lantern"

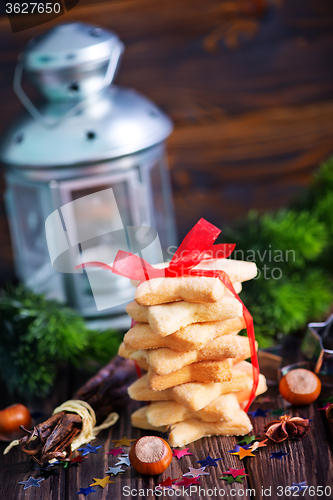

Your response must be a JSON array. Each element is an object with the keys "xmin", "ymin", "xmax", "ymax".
[{"xmin": 0, "ymin": 22, "xmax": 176, "ymax": 327}]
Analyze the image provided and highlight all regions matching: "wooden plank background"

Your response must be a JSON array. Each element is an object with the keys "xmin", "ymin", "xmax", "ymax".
[{"xmin": 0, "ymin": 0, "xmax": 333, "ymax": 284}]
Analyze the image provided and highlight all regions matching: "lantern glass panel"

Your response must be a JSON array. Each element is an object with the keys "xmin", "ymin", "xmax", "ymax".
[
  {"xmin": 56, "ymin": 167, "xmax": 155, "ymax": 315},
  {"xmin": 5, "ymin": 178, "xmax": 64, "ymax": 301},
  {"xmin": 149, "ymin": 155, "xmax": 176, "ymax": 259}
]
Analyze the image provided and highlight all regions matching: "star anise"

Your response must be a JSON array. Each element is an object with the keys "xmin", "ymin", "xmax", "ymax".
[{"xmin": 264, "ymin": 415, "xmax": 311, "ymax": 443}]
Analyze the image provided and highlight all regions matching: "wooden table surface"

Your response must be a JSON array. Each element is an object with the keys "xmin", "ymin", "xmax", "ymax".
[{"xmin": 1, "ymin": 338, "xmax": 333, "ymax": 500}]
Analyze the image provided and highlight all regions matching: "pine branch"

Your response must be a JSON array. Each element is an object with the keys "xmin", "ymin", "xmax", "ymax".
[{"xmin": 0, "ymin": 286, "xmax": 122, "ymax": 399}]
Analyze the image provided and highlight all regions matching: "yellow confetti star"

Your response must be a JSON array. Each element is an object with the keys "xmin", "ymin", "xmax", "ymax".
[
  {"xmin": 231, "ymin": 446, "xmax": 256, "ymax": 460},
  {"xmin": 112, "ymin": 436, "xmax": 136, "ymax": 447},
  {"xmin": 90, "ymin": 477, "xmax": 115, "ymax": 488}
]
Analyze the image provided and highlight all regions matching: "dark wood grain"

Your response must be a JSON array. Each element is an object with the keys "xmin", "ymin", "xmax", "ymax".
[
  {"xmin": 1, "ymin": 338, "xmax": 333, "ymax": 499},
  {"xmin": 246, "ymin": 391, "xmax": 333, "ymax": 499}
]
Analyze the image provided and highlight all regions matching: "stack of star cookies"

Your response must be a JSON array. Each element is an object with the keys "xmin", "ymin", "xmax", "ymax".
[{"xmin": 118, "ymin": 258, "xmax": 267, "ymax": 448}]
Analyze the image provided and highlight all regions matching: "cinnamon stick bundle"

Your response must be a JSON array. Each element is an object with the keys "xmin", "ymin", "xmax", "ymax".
[{"xmin": 17, "ymin": 356, "xmax": 137, "ymax": 465}]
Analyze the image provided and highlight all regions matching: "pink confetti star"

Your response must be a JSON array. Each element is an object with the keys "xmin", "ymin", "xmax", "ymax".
[
  {"xmin": 318, "ymin": 403, "xmax": 331, "ymax": 411},
  {"xmin": 172, "ymin": 447, "xmax": 193, "ymax": 459},
  {"xmin": 221, "ymin": 468, "xmax": 249, "ymax": 479},
  {"xmin": 71, "ymin": 456, "xmax": 87, "ymax": 464},
  {"xmin": 157, "ymin": 477, "xmax": 179, "ymax": 488},
  {"xmin": 175, "ymin": 477, "xmax": 201, "ymax": 487},
  {"xmin": 183, "ymin": 466, "xmax": 210, "ymax": 478},
  {"xmin": 106, "ymin": 448, "xmax": 124, "ymax": 456}
]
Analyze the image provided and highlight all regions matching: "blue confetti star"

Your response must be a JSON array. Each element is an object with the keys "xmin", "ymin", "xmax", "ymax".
[
  {"xmin": 196, "ymin": 455, "xmax": 222, "ymax": 467},
  {"xmin": 269, "ymin": 450, "xmax": 289, "ymax": 460},
  {"xmin": 291, "ymin": 481, "xmax": 307, "ymax": 491},
  {"xmin": 228, "ymin": 444, "xmax": 252, "ymax": 453},
  {"xmin": 105, "ymin": 466, "xmax": 125, "ymax": 476},
  {"xmin": 76, "ymin": 487, "xmax": 96, "ymax": 496},
  {"xmin": 248, "ymin": 408, "xmax": 271, "ymax": 418},
  {"xmin": 115, "ymin": 455, "xmax": 131, "ymax": 467},
  {"xmin": 18, "ymin": 477, "xmax": 45, "ymax": 490},
  {"xmin": 78, "ymin": 443, "xmax": 102, "ymax": 456}
]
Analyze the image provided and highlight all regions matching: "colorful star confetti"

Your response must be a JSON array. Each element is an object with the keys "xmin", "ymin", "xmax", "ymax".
[
  {"xmin": 228, "ymin": 443, "xmax": 252, "ymax": 453},
  {"xmin": 183, "ymin": 466, "xmax": 209, "ymax": 478},
  {"xmin": 269, "ymin": 450, "xmax": 289, "ymax": 460},
  {"xmin": 271, "ymin": 408, "xmax": 287, "ymax": 417},
  {"xmin": 248, "ymin": 408, "xmax": 271, "ymax": 418},
  {"xmin": 250, "ymin": 439, "xmax": 268, "ymax": 451},
  {"xmin": 320, "ymin": 395, "xmax": 333, "ymax": 404},
  {"xmin": 317, "ymin": 403, "xmax": 331, "ymax": 411},
  {"xmin": 76, "ymin": 486, "xmax": 96, "ymax": 496},
  {"xmin": 175, "ymin": 477, "xmax": 201, "ymax": 487},
  {"xmin": 105, "ymin": 466, "xmax": 125, "ymax": 476},
  {"xmin": 231, "ymin": 446, "xmax": 255, "ymax": 460},
  {"xmin": 237, "ymin": 435, "xmax": 256, "ymax": 445},
  {"xmin": 291, "ymin": 481, "xmax": 307, "ymax": 491},
  {"xmin": 257, "ymin": 396, "xmax": 272, "ymax": 404},
  {"xmin": 220, "ymin": 475, "xmax": 246, "ymax": 484},
  {"xmin": 107, "ymin": 448, "xmax": 124, "ymax": 456},
  {"xmin": 112, "ymin": 436, "xmax": 135, "ymax": 447},
  {"xmin": 71, "ymin": 455, "xmax": 87, "ymax": 464},
  {"xmin": 78, "ymin": 444, "xmax": 102, "ymax": 456},
  {"xmin": 157, "ymin": 477, "xmax": 179, "ymax": 488},
  {"xmin": 18, "ymin": 477, "xmax": 45, "ymax": 490},
  {"xmin": 59, "ymin": 460, "xmax": 75, "ymax": 469},
  {"xmin": 172, "ymin": 447, "xmax": 193, "ymax": 459},
  {"xmin": 196, "ymin": 455, "xmax": 222, "ymax": 467},
  {"xmin": 221, "ymin": 468, "xmax": 248, "ymax": 479},
  {"xmin": 90, "ymin": 477, "xmax": 115, "ymax": 488},
  {"xmin": 115, "ymin": 455, "xmax": 131, "ymax": 467}
]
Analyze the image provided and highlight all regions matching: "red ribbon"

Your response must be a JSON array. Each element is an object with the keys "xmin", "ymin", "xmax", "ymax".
[{"xmin": 77, "ymin": 218, "xmax": 259, "ymax": 412}]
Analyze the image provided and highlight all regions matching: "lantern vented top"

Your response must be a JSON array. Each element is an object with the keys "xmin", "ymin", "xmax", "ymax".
[{"xmin": 24, "ymin": 22, "xmax": 123, "ymax": 72}]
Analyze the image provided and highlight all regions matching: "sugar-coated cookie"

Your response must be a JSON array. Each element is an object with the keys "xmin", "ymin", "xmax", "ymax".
[
  {"xmin": 135, "ymin": 276, "xmax": 226, "ymax": 306},
  {"xmin": 126, "ymin": 296, "xmax": 243, "ymax": 336},
  {"xmin": 131, "ymin": 406, "xmax": 253, "ymax": 447},
  {"xmin": 135, "ymin": 335, "xmax": 252, "ymax": 375},
  {"xmin": 148, "ymin": 358, "xmax": 233, "ymax": 391},
  {"xmin": 128, "ymin": 361, "xmax": 258, "ymax": 411},
  {"xmin": 123, "ymin": 317, "xmax": 245, "ymax": 352}
]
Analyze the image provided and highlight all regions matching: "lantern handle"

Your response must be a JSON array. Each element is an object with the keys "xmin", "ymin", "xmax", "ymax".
[{"xmin": 13, "ymin": 43, "xmax": 124, "ymax": 129}]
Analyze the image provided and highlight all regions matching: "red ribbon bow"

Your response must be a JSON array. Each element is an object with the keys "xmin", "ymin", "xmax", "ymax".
[{"xmin": 78, "ymin": 218, "xmax": 259, "ymax": 412}]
